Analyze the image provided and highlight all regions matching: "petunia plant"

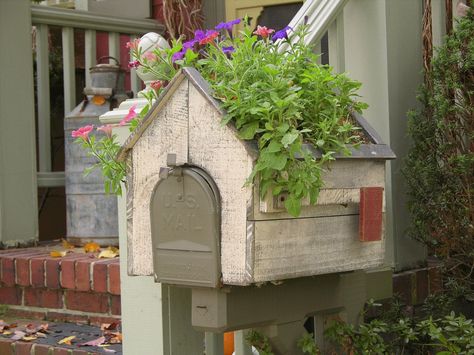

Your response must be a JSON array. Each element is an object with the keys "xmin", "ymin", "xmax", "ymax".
[{"xmin": 73, "ymin": 18, "xmax": 367, "ymax": 216}]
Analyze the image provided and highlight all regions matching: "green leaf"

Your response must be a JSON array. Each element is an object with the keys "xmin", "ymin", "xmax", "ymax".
[
  {"xmin": 284, "ymin": 196, "xmax": 301, "ymax": 217},
  {"xmin": 281, "ymin": 130, "xmax": 299, "ymax": 148},
  {"xmin": 266, "ymin": 140, "xmax": 282, "ymax": 153},
  {"xmin": 239, "ymin": 121, "xmax": 259, "ymax": 140},
  {"xmin": 266, "ymin": 153, "xmax": 287, "ymax": 171},
  {"xmin": 276, "ymin": 123, "xmax": 290, "ymax": 134}
]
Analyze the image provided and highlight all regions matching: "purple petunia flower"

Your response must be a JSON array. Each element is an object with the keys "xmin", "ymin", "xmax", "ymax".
[
  {"xmin": 194, "ymin": 30, "xmax": 206, "ymax": 42},
  {"xmin": 215, "ymin": 18, "xmax": 241, "ymax": 31},
  {"xmin": 172, "ymin": 50, "xmax": 185, "ymax": 62},
  {"xmin": 183, "ymin": 39, "xmax": 197, "ymax": 50},
  {"xmin": 271, "ymin": 26, "xmax": 293, "ymax": 41},
  {"xmin": 222, "ymin": 46, "xmax": 235, "ymax": 54}
]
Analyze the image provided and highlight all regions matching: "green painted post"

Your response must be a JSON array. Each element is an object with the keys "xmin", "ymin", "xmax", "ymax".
[
  {"xmin": 234, "ymin": 330, "xmax": 253, "ymax": 355},
  {"xmin": 205, "ymin": 332, "xmax": 224, "ymax": 355},
  {"xmin": 0, "ymin": 0, "xmax": 38, "ymax": 246}
]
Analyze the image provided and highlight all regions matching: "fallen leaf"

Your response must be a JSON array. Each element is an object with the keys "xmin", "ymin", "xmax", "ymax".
[
  {"xmin": 107, "ymin": 332, "xmax": 122, "ymax": 344},
  {"xmin": 84, "ymin": 242, "xmax": 100, "ymax": 253},
  {"xmin": 100, "ymin": 322, "xmax": 119, "ymax": 331},
  {"xmin": 92, "ymin": 95, "xmax": 106, "ymax": 105},
  {"xmin": 80, "ymin": 336, "xmax": 105, "ymax": 347},
  {"xmin": 58, "ymin": 335, "xmax": 76, "ymax": 345},
  {"xmin": 103, "ymin": 348, "xmax": 116, "ymax": 353},
  {"xmin": 50, "ymin": 250, "xmax": 68, "ymax": 258},
  {"xmin": 11, "ymin": 331, "xmax": 26, "ymax": 340},
  {"xmin": 98, "ymin": 249, "xmax": 118, "ymax": 259},
  {"xmin": 37, "ymin": 323, "xmax": 49, "ymax": 333},
  {"xmin": 61, "ymin": 239, "xmax": 75, "ymax": 249},
  {"xmin": 2, "ymin": 331, "xmax": 12, "ymax": 335},
  {"xmin": 22, "ymin": 335, "xmax": 37, "ymax": 341},
  {"xmin": 36, "ymin": 332, "xmax": 47, "ymax": 338}
]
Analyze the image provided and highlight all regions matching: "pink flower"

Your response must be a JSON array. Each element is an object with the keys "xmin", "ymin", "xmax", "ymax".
[
  {"xmin": 97, "ymin": 124, "xmax": 114, "ymax": 137},
  {"xmin": 71, "ymin": 125, "xmax": 94, "ymax": 140},
  {"xmin": 150, "ymin": 80, "xmax": 163, "ymax": 91},
  {"xmin": 199, "ymin": 30, "xmax": 219, "ymax": 45},
  {"xmin": 142, "ymin": 51, "xmax": 157, "ymax": 61},
  {"xmin": 128, "ymin": 60, "xmax": 140, "ymax": 68},
  {"xmin": 126, "ymin": 38, "xmax": 140, "ymax": 50},
  {"xmin": 120, "ymin": 104, "xmax": 137, "ymax": 126},
  {"xmin": 253, "ymin": 25, "xmax": 274, "ymax": 38}
]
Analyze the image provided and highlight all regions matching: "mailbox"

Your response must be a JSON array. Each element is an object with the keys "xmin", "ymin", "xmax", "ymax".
[
  {"xmin": 150, "ymin": 165, "xmax": 221, "ymax": 288},
  {"xmin": 118, "ymin": 67, "xmax": 395, "ymax": 287}
]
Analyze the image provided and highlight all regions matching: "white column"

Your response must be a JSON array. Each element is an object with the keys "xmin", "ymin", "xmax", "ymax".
[
  {"xmin": 342, "ymin": 0, "xmax": 426, "ymax": 269},
  {"xmin": 0, "ymin": 0, "xmax": 38, "ymax": 245},
  {"xmin": 62, "ymin": 26, "xmax": 76, "ymax": 115}
]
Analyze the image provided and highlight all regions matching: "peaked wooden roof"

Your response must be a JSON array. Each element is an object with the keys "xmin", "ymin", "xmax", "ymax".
[{"xmin": 117, "ymin": 67, "xmax": 395, "ymax": 162}]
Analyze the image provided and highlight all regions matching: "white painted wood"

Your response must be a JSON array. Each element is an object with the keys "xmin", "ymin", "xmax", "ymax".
[
  {"xmin": 37, "ymin": 172, "xmax": 66, "ymax": 188},
  {"xmin": 253, "ymin": 215, "xmax": 385, "ymax": 282},
  {"xmin": 31, "ymin": 4, "xmax": 163, "ymax": 34},
  {"xmin": 328, "ymin": 12, "xmax": 345, "ymax": 73},
  {"xmin": 36, "ymin": 24, "xmax": 52, "ymax": 173},
  {"xmin": 84, "ymin": 29, "xmax": 96, "ymax": 87},
  {"xmin": 108, "ymin": 32, "xmax": 120, "ymax": 63},
  {"xmin": 128, "ymin": 80, "xmax": 189, "ymax": 276},
  {"xmin": 187, "ymin": 84, "xmax": 255, "ymax": 285},
  {"xmin": 62, "ymin": 26, "xmax": 76, "ymax": 115},
  {"xmin": 129, "ymin": 35, "xmax": 141, "ymax": 97}
]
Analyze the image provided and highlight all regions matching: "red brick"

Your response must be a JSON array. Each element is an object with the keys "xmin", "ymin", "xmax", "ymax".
[
  {"xmin": 24, "ymin": 288, "xmax": 63, "ymax": 309},
  {"xmin": 0, "ymin": 286, "xmax": 22, "ymax": 305},
  {"xmin": 359, "ymin": 187, "xmax": 384, "ymax": 242},
  {"xmin": 75, "ymin": 259, "xmax": 95, "ymax": 292},
  {"xmin": 416, "ymin": 269, "xmax": 429, "ymax": 304},
  {"xmin": 72, "ymin": 349, "xmax": 90, "ymax": 355},
  {"xmin": 393, "ymin": 272, "xmax": 414, "ymax": 305},
  {"xmin": 32, "ymin": 343, "xmax": 52, "ymax": 355},
  {"xmin": 15, "ymin": 257, "xmax": 31, "ymax": 286},
  {"xmin": 92, "ymin": 259, "xmax": 116, "ymax": 293},
  {"xmin": 108, "ymin": 263, "xmax": 120, "ymax": 295},
  {"xmin": 2, "ymin": 258, "xmax": 16, "ymax": 286},
  {"xmin": 46, "ymin": 312, "xmax": 88, "ymax": 325},
  {"xmin": 30, "ymin": 258, "xmax": 45, "ymax": 288},
  {"xmin": 0, "ymin": 339, "xmax": 14, "ymax": 355},
  {"xmin": 65, "ymin": 291, "xmax": 109, "ymax": 313},
  {"xmin": 110, "ymin": 295, "xmax": 121, "ymax": 315},
  {"xmin": 52, "ymin": 349, "xmax": 71, "ymax": 355},
  {"xmin": 60, "ymin": 255, "xmax": 92, "ymax": 290},
  {"xmin": 5, "ymin": 309, "xmax": 46, "ymax": 320},
  {"xmin": 89, "ymin": 316, "xmax": 121, "ymax": 327},
  {"xmin": 14, "ymin": 341, "xmax": 33, "ymax": 355},
  {"xmin": 45, "ymin": 258, "xmax": 61, "ymax": 289}
]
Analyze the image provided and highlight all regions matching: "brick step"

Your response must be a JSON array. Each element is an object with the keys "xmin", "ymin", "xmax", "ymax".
[{"xmin": 0, "ymin": 247, "xmax": 121, "ymax": 326}]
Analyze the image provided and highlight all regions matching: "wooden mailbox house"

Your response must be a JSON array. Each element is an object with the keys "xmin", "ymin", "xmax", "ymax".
[{"xmin": 118, "ymin": 67, "xmax": 395, "ymax": 287}]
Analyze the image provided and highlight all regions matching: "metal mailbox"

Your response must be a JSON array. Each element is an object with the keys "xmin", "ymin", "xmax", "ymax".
[{"xmin": 150, "ymin": 166, "xmax": 221, "ymax": 288}]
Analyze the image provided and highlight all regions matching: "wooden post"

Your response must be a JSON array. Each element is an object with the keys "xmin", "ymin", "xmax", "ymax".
[{"xmin": 0, "ymin": 0, "xmax": 38, "ymax": 245}]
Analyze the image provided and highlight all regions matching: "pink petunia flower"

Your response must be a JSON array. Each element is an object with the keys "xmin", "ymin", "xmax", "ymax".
[
  {"xmin": 199, "ymin": 30, "xmax": 219, "ymax": 45},
  {"xmin": 71, "ymin": 125, "xmax": 94, "ymax": 141},
  {"xmin": 253, "ymin": 25, "xmax": 275, "ymax": 38},
  {"xmin": 142, "ymin": 51, "xmax": 157, "ymax": 61},
  {"xmin": 150, "ymin": 80, "xmax": 163, "ymax": 91},
  {"xmin": 120, "ymin": 104, "xmax": 137, "ymax": 126},
  {"xmin": 128, "ymin": 60, "xmax": 140, "ymax": 68},
  {"xmin": 97, "ymin": 124, "xmax": 114, "ymax": 137},
  {"xmin": 125, "ymin": 38, "xmax": 140, "ymax": 50}
]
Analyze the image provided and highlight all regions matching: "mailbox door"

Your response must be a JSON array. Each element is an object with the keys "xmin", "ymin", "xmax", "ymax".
[{"xmin": 150, "ymin": 167, "xmax": 221, "ymax": 287}]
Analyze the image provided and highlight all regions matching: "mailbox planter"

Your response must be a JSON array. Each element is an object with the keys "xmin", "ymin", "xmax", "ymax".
[{"xmin": 118, "ymin": 68, "xmax": 395, "ymax": 286}]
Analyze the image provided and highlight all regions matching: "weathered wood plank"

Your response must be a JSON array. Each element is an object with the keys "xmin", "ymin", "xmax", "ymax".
[
  {"xmin": 128, "ymin": 80, "xmax": 189, "ymax": 276},
  {"xmin": 252, "ymin": 214, "xmax": 385, "ymax": 282},
  {"xmin": 187, "ymin": 84, "xmax": 255, "ymax": 285}
]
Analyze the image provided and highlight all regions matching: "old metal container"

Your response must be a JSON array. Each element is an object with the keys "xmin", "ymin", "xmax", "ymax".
[{"xmin": 64, "ymin": 57, "xmax": 128, "ymax": 246}]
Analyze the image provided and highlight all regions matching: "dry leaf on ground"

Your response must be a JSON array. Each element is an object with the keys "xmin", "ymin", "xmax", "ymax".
[
  {"xmin": 84, "ymin": 242, "xmax": 101, "ymax": 253},
  {"xmin": 50, "ymin": 250, "xmax": 68, "ymax": 258},
  {"xmin": 58, "ymin": 335, "xmax": 76, "ymax": 345},
  {"xmin": 98, "ymin": 249, "xmax": 119, "ymax": 259},
  {"xmin": 11, "ymin": 331, "xmax": 26, "ymax": 340},
  {"xmin": 22, "ymin": 335, "xmax": 37, "ymax": 341},
  {"xmin": 61, "ymin": 239, "xmax": 75, "ymax": 249},
  {"xmin": 80, "ymin": 336, "xmax": 106, "ymax": 347},
  {"xmin": 100, "ymin": 322, "xmax": 119, "ymax": 331}
]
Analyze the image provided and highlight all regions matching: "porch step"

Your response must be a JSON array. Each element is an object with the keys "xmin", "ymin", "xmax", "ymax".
[{"xmin": 0, "ymin": 246, "xmax": 121, "ymax": 326}]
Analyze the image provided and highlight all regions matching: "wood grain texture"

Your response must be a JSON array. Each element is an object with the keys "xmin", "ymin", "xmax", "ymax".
[
  {"xmin": 128, "ymin": 80, "xmax": 189, "ymax": 276},
  {"xmin": 252, "ymin": 214, "xmax": 385, "ymax": 282},
  {"xmin": 187, "ymin": 84, "xmax": 255, "ymax": 285}
]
